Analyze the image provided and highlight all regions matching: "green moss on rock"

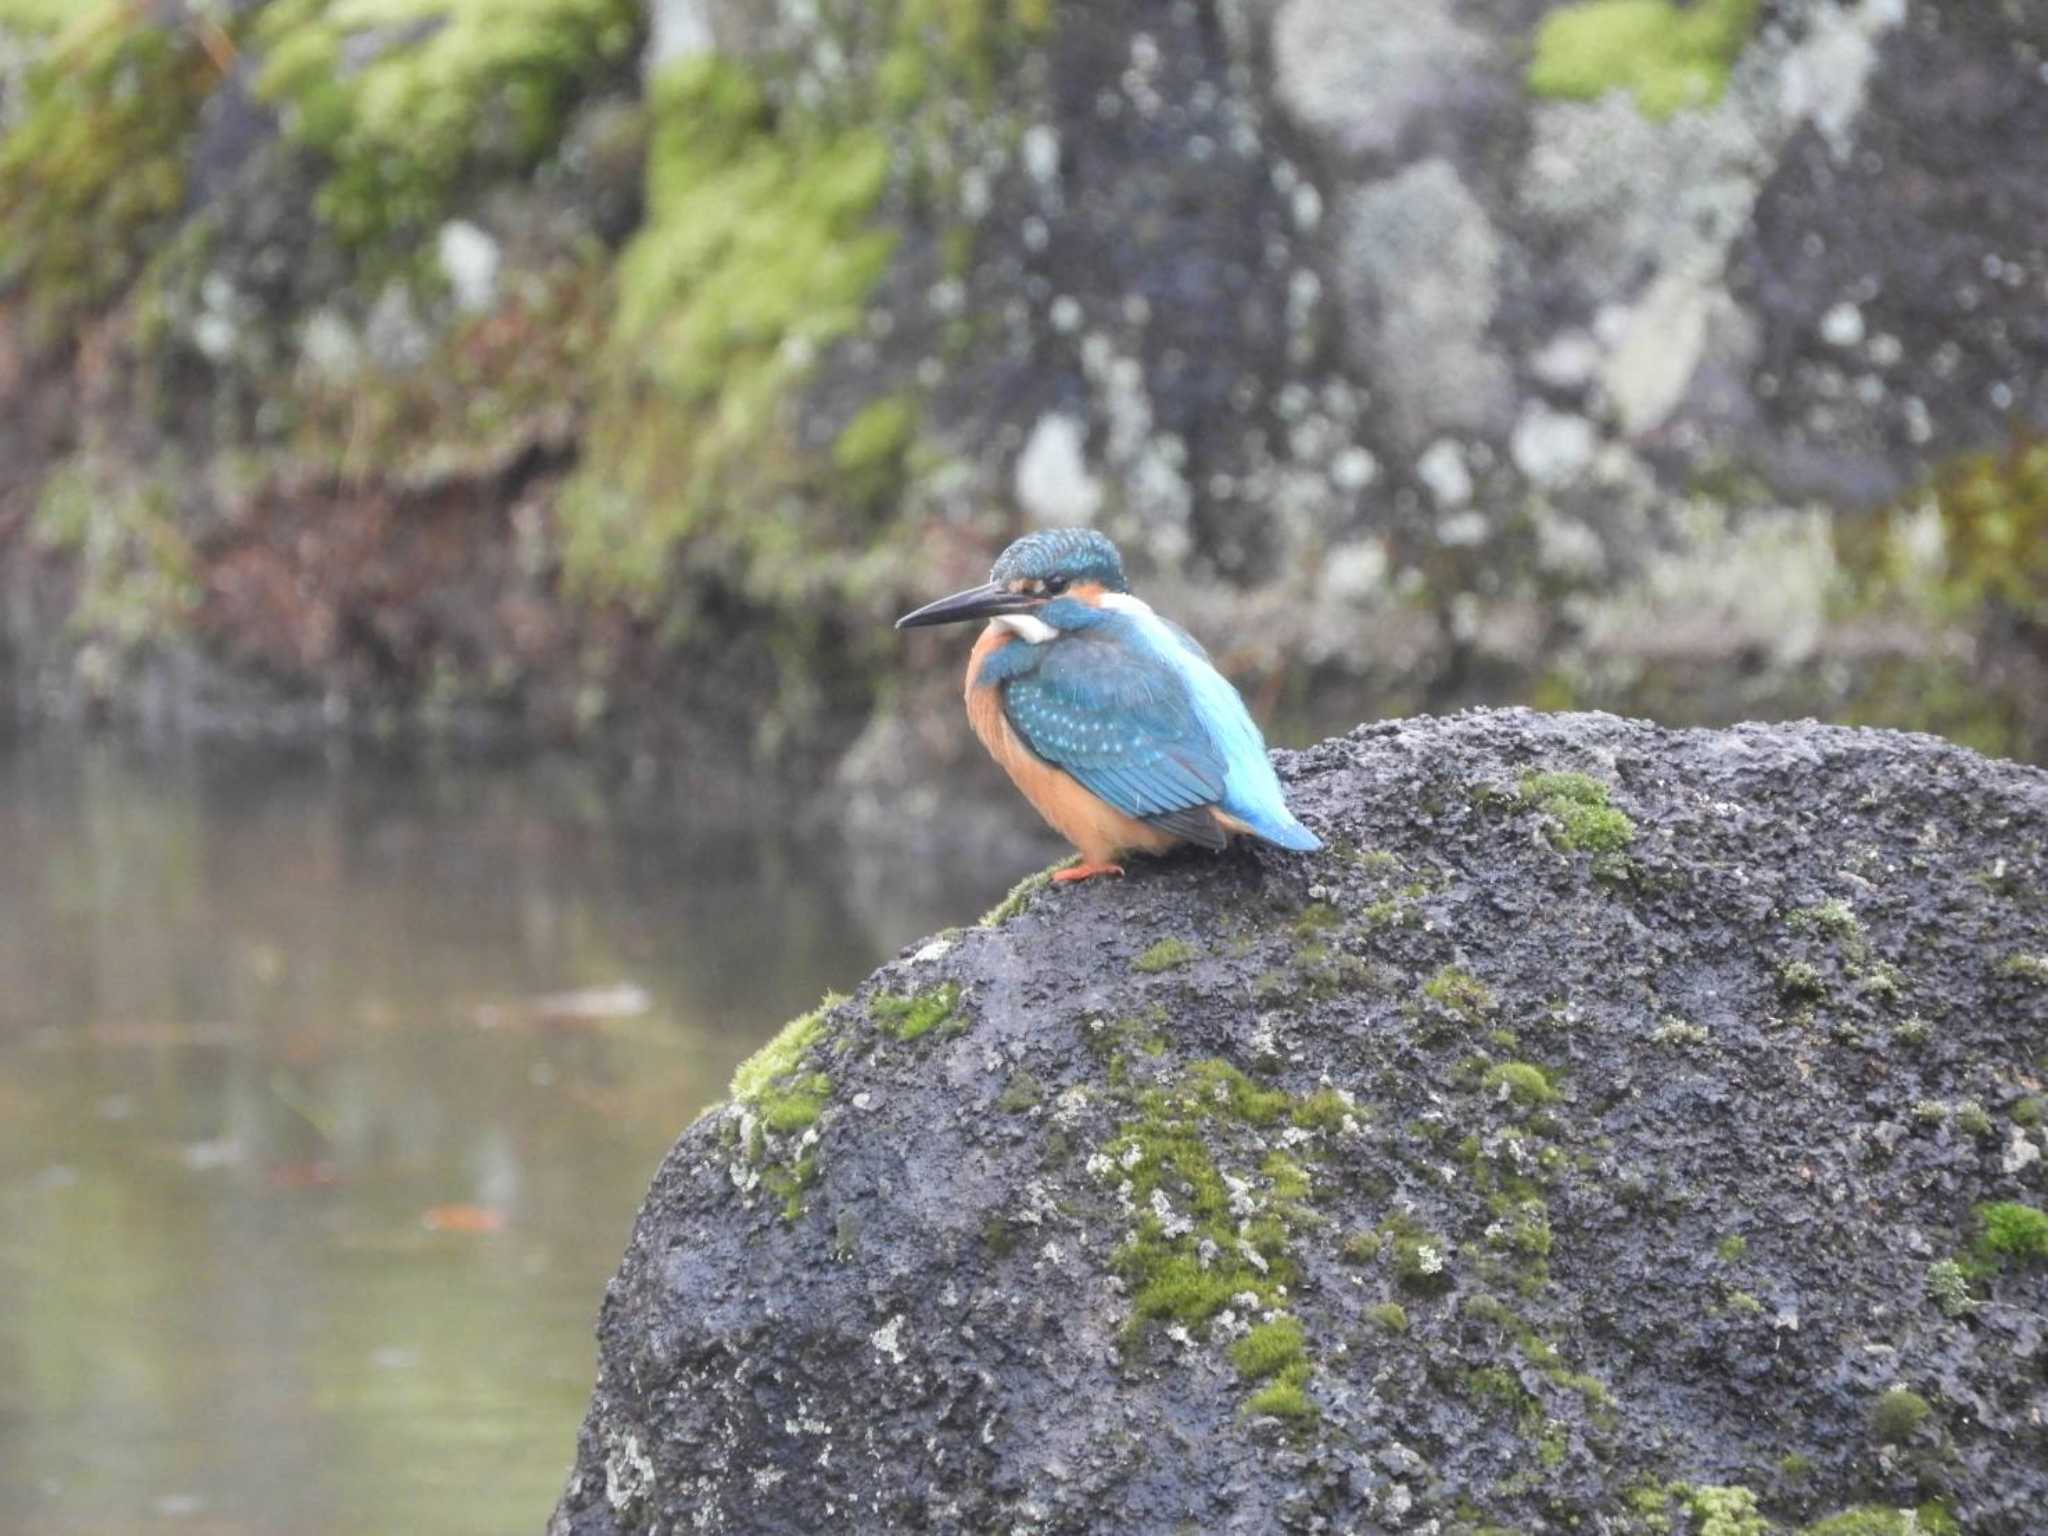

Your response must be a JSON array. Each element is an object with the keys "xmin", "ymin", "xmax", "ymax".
[
  {"xmin": 1424, "ymin": 965, "xmax": 1496, "ymax": 1023},
  {"xmin": 1804, "ymin": 1507, "xmax": 1958, "ymax": 1536},
  {"xmin": 0, "ymin": 7, "xmax": 225, "ymax": 338},
  {"xmin": 1528, "ymin": 0, "xmax": 1761, "ymax": 121},
  {"xmin": 1229, "ymin": 1314, "xmax": 1306, "ymax": 1382},
  {"xmin": 1685, "ymin": 1484, "xmax": 1769, "ymax": 1536},
  {"xmin": 1133, "ymin": 937, "xmax": 1197, "ymax": 974},
  {"xmin": 872, "ymin": 982, "xmax": 965, "ymax": 1042},
  {"xmin": 1484, "ymin": 1061, "xmax": 1560, "ymax": 1107},
  {"xmin": 1519, "ymin": 771, "xmax": 1637, "ymax": 856},
  {"xmin": 980, "ymin": 865, "xmax": 1061, "ymax": 926},
  {"xmin": 731, "ymin": 993, "xmax": 842, "ymax": 1103},
  {"xmin": 1870, "ymin": 1387, "xmax": 1931, "ymax": 1444},
  {"xmin": 758, "ymin": 1072, "xmax": 831, "ymax": 1134},
  {"xmin": 1973, "ymin": 1201, "xmax": 2048, "ymax": 1265}
]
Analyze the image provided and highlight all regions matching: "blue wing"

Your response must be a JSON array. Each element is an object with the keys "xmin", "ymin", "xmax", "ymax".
[{"xmin": 999, "ymin": 626, "xmax": 1230, "ymax": 846}]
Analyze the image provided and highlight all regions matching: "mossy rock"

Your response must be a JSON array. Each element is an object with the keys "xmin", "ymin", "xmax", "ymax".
[{"xmin": 1528, "ymin": 0, "xmax": 1762, "ymax": 120}]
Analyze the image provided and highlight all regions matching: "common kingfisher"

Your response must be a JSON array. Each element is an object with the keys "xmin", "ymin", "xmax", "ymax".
[{"xmin": 896, "ymin": 529, "xmax": 1323, "ymax": 882}]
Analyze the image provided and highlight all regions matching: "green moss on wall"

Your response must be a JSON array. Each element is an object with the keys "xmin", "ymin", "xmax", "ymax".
[
  {"xmin": 557, "ymin": 52, "xmax": 899, "ymax": 608},
  {"xmin": 254, "ymin": 0, "xmax": 641, "ymax": 251},
  {"xmin": 29, "ymin": 452, "xmax": 200, "ymax": 651},
  {"xmin": 0, "ymin": 7, "xmax": 226, "ymax": 339},
  {"xmin": 1931, "ymin": 437, "xmax": 2048, "ymax": 628},
  {"xmin": 1528, "ymin": 0, "xmax": 1762, "ymax": 120},
  {"xmin": 558, "ymin": 0, "xmax": 1046, "ymax": 622},
  {"xmin": 0, "ymin": 0, "xmax": 84, "ymax": 33}
]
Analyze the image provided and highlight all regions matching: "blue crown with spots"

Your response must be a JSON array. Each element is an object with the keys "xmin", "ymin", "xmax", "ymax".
[{"xmin": 990, "ymin": 529, "xmax": 1128, "ymax": 591}]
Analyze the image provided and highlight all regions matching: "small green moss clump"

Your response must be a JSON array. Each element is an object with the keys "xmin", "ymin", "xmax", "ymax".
[
  {"xmin": 995, "ymin": 1071, "xmax": 1045, "ymax": 1114},
  {"xmin": 1870, "ymin": 1387, "xmax": 1931, "ymax": 1444},
  {"xmin": 1291, "ymin": 902, "xmax": 1341, "ymax": 938},
  {"xmin": 728, "ymin": 993, "xmax": 845, "ymax": 1221},
  {"xmin": 1484, "ymin": 1061, "xmax": 1559, "ymax": 1107},
  {"xmin": 1365, "ymin": 1301, "xmax": 1409, "ymax": 1333},
  {"xmin": 2013, "ymin": 1096, "xmax": 2046, "ymax": 1128},
  {"xmin": 1423, "ymin": 965, "xmax": 1496, "ymax": 1023},
  {"xmin": 1925, "ymin": 1259, "xmax": 1975, "ymax": 1318},
  {"xmin": 1133, "ymin": 937, "xmax": 1197, "ymax": 974},
  {"xmin": 1186, "ymin": 1059, "xmax": 1291, "ymax": 1125},
  {"xmin": 1787, "ymin": 899, "xmax": 1863, "ymax": 940},
  {"xmin": 2002, "ymin": 952, "xmax": 2048, "ymax": 984},
  {"xmin": 1243, "ymin": 1378, "xmax": 1316, "ymax": 1420},
  {"xmin": 1686, "ymin": 1484, "xmax": 1769, "ymax": 1536},
  {"xmin": 1261, "ymin": 1151, "xmax": 1311, "ymax": 1201},
  {"xmin": 871, "ymin": 982, "xmax": 965, "ymax": 1042},
  {"xmin": 1651, "ymin": 1016, "xmax": 1710, "ymax": 1048},
  {"xmin": 1518, "ymin": 770, "xmax": 1637, "ymax": 856},
  {"xmin": 1973, "ymin": 1201, "xmax": 2048, "ymax": 1264},
  {"xmin": 1229, "ymin": 1314, "xmax": 1306, "ymax": 1382},
  {"xmin": 1716, "ymin": 1234, "xmax": 1748, "ymax": 1262},
  {"xmin": 1528, "ymin": 0, "xmax": 1761, "ymax": 120},
  {"xmin": 758, "ymin": 1073, "xmax": 831, "ymax": 1134},
  {"xmin": 1777, "ymin": 959, "xmax": 1826, "ymax": 1001},
  {"xmin": 1381, "ymin": 1214, "xmax": 1455, "ymax": 1295},
  {"xmin": 731, "ymin": 993, "xmax": 842, "ymax": 1102},
  {"xmin": 1290, "ymin": 1087, "xmax": 1356, "ymax": 1132},
  {"xmin": 1804, "ymin": 1506, "xmax": 1960, "ymax": 1536},
  {"xmin": 980, "ymin": 865, "xmax": 1057, "ymax": 926}
]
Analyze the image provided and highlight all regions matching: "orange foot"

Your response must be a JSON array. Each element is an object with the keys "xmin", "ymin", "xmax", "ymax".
[{"xmin": 1053, "ymin": 861, "xmax": 1126, "ymax": 884}]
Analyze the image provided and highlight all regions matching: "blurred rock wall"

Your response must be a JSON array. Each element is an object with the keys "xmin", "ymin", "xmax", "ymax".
[{"xmin": 0, "ymin": 0, "xmax": 2043, "ymax": 778}]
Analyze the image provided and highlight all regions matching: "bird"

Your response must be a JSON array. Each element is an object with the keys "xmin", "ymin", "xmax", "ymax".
[{"xmin": 896, "ymin": 528, "xmax": 1322, "ymax": 883}]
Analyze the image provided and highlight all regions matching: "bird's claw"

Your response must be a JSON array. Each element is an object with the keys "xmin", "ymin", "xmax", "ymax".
[{"xmin": 1052, "ymin": 861, "xmax": 1126, "ymax": 884}]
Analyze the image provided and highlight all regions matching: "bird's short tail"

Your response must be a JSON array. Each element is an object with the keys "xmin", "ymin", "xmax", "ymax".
[{"xmin": 1247, "ymin": 812, "xmax": 1322, "ymax": 853}]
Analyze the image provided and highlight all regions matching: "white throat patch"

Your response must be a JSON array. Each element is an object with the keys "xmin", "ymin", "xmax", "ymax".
[{"xmin": 995, "ymin": 613, "xmax": 1060, "ymax": 644}]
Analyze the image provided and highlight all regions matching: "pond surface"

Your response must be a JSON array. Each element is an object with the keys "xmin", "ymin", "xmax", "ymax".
[{"xmin": 0, "ymin": 735, "xmax": 1006, "ymax": 1536}]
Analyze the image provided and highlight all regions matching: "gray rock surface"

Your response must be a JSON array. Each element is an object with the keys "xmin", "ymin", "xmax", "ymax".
[{"xmin": 551, "ymin": 710, "xmax": 2048, "ymax": 1535}]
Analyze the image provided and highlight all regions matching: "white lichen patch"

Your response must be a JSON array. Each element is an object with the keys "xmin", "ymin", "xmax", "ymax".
[
  {"xmin": 603, "ymin": 1429, "xmax": 656, "ymax": 1513},
  {"xmin": 1150, "ymin": 1188, "xmax": 1193, "ymax": 1239},
  {"xmin": 2004, "ymin": 1127, "xmax": 2042, "ymax": 1178},
  {"xmin": 870, "ymin": 1313, "xmax": 907, "ymax": 1366}
]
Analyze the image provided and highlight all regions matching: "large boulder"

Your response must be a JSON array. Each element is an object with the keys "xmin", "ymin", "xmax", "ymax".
[{"xmin": 551, "ymin": 710, "xmax": 2048, "ymax": 1535}]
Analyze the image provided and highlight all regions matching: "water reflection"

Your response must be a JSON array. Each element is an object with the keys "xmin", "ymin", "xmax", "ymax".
[{"xmin": 0, "ymin": 737, "xmax": 1005, "ymax": 1535}]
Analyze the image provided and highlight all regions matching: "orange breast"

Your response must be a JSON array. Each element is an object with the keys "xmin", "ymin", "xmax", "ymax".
[{"xmin": 964, "ymin": 626, "xmax": 1185, "ymax": 865}]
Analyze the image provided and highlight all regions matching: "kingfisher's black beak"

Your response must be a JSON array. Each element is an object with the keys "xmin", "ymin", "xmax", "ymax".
[{"xmin": 895, "ymin": 581, "xmax": 1040, "ymax": 630}]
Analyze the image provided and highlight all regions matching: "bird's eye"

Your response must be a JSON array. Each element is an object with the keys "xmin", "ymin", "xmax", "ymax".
[{"xmin": 1043, "ymin": 576, "xmax": 1068, "ymax": 596}]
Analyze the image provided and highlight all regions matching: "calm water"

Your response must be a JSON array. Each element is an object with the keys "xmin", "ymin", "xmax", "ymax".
[{"xmin": 0, "ymin": 736, "xmax": 1003, "ymax": 1536}]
